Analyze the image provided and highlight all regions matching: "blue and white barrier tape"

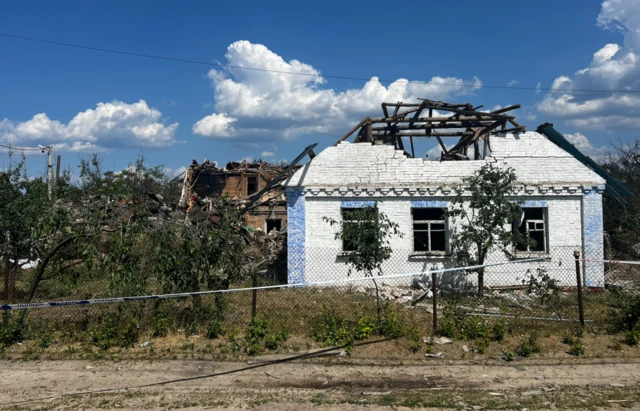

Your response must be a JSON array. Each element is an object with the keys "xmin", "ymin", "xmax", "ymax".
[{"xmin": 1, "ymin": 258, "xmax": 547, "ymax": 310}]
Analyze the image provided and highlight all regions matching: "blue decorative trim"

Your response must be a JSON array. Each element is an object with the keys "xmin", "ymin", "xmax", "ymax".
[
  {"xmin": 410, "ymin": 200, "xmax": 448, "ymax": 208},
  {"xmin": 341, "ymin": 200, "xmax": 376, "ymax": 208},
  {"xmin": 583, "ymin": 191, "xmax": 604, "ymax": 287},
  {"xmin": 287, "ymin": 187, "xmax": 306, "ymax": 285},
  {"xmin": 521, "ymin": 200, "xmax": 548, "ymax": 207}
]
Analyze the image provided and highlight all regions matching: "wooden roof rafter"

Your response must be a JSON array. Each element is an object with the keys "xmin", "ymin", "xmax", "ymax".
[{"xmin": 333, "ymin": 99, "xmax": 525, "ymax": 161}]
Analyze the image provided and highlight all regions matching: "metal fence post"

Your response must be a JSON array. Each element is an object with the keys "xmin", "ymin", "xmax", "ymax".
[
  {"xmin": 574, "ymin": 250, "xmax": 585, "ymax": 326},
  {"xmin": 432, "ymin": 272, "xmax": 438, "ymax": 334}
]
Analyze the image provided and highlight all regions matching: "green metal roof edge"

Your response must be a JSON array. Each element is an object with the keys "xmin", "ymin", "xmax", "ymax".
[{"xmin": 536, "ymin": 122, "xmax": 633, "ymax": 204}]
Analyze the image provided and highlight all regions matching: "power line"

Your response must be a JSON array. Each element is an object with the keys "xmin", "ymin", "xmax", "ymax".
[
  {"xmin": 0, "ymin": 143, "xmax": 45, "ymax": 152},
  {"xmin": 1, "ymin": 32, "xmax": 638, "ymax": 94}
]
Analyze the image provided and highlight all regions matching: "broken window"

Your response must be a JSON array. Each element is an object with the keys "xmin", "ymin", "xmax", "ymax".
[
  {"xmin": 412, "ymin": 208, "xmax": 447, "ymax": 253},
  {"xmin": 266, "ymin": 219, "xmax": 282, "ymax": 233},
  {"xmin": 515, "ymin": 208, "xmax": 547, "ymax": 253},
  {"xmin": 341, "ymin": 207, "xmax": 377, "ymax": 252},
  {"xmin": 247, "ymin": 176, "xmax": 258, "ymax": 196}
]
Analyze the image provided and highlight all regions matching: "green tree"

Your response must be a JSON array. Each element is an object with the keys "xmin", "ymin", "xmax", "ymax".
[
  {"xmin": 448, "ymin": 163, "xmax": 524, "ymax": 297},
  {"xmin": 323, "ymin": 203, "xmax": 402, "ymax": 320},
  {"xmin": 601, "ymin": 140, "xmax": 640, "ymax": 258}
]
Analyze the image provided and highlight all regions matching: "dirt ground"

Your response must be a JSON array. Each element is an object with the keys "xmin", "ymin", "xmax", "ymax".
[{"xmin": 1, "ymin": 356, "xmax": 640, "ymax": 410}]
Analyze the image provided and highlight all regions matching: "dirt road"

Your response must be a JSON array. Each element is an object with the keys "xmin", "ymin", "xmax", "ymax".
[{"xmin": 1, "ymin": 359, "xmax": 639, "ymax": 410}]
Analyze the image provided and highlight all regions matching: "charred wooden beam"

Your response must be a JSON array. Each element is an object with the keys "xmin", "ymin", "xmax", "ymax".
[
  {"xmin": 421, "ymin": 105, "xmax": 516, "ymax": 120},
  {"xmin": 333, "ymin": 118, "xmax": 366, "ymax": 146},
  {"xmin": 372, "ymin": 131, "xmax": 474, "ymax": 137},
  {"xmin": 369, "ymin": 116, "xmax": 504, "ymax": 123}
]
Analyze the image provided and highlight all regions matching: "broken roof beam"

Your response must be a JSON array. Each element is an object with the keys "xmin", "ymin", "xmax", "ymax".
[
  {"xmin": 372, "ymin": 131, "xmax": 475, "ymax": 137},
  {"xmin": 333, "ymin": 118, "xmax": 367, "ymax": 146},
  {"xmin": 369, "ymin": 116, "xmax": 506, "ymax": 123},
  {"xmin": 420, "ymin": 104, "xmax": 516, "ymax": 120}
]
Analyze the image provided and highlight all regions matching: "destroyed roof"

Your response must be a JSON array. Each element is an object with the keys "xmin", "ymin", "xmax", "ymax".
[
  {"xmin": 333, "ymin": 99, "xmax": 524, "ymax": 161},
  {"xmin": 285, "ymin": 131, "xmax": 606, "ymax": 189}
]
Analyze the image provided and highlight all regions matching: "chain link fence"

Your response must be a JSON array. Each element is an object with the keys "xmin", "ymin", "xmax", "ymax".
[{"xmin": 1, "ymin": 245, "xmax": 639, "ymax": 357}]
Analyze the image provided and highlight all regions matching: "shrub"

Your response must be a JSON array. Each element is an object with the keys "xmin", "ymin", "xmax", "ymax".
[
  {"xmin": 206, "ymin": 317, "xmax": 223, "ymax": 340},
  {"xmin": 611, "ymin": 295, "xmax": 640, "ymax": 332},
  {"xmin": 151, "ymin": 316, "xmax": 170, "ymax": 338},
  {"xmin": 491, "ymin": 320, "xmax": 507, "ymax": 342},
  {"xmin": 516, "ymin": 332, "xmax": 541, "ymax": 357},
  {"xmin": 90, "ymin": 314, "xmax": 139, "ymax": 350},
  {"xmin": 264, "ymin": 331, "xmax": 289, "ymax": 351},
  {"xmin": 0, "ymin": 312, "xmax": 27, "ymax": 350},
  {"xmin": 408, "ymin": 327, "xmax": 422, "ymax": 353},
  {"xmin": 568, "ymin": 341, "xmax": 585, "ymax": 356},
  {"xmin": 377, "ymin": 304, "xmax": 403, "ymax": 339},
  {"xmin": 502, "ymin": 351, "xmax": 515, "ymax": 362},
  {"xmin": 624, "ymin": 330, "xmax": 640, "ymax": 346},
  {"xmin": 39, "ymin": 332, "xmax": 55, "ymax": 349},
  {"xmin": 474, "ymin": 337, "xmax": 490, "ymax": 354}
]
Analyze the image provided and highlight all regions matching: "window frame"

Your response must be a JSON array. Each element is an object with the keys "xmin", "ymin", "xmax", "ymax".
[
  {"xmin": 247, "ymin": 176, "xmax": 258, "ymax": 196},
  {"xmin": 340, "ymin": 207, "xmax": 377, "ymax": 252},
  {"xmin": 515, "ymin": 207, "xmax": 548, "ymax": 254},
  {"xmin": 411, "ymin": 207, "xmax": 448, "ymax": 255}
]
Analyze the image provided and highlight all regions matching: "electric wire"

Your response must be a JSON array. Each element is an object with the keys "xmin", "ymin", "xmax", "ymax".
[{"xmin": 2, "ymin": 33, "xmax": 639, "ymax": 94}]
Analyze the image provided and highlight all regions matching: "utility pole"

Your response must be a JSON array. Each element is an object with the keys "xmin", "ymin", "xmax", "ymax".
[
  {"xmin": 55, "ymin": 154, "xmax": 61, "ymax": 197},
  {"xmin": 42, "ymin": 145, "xmax": 54, "ymax": 200}
]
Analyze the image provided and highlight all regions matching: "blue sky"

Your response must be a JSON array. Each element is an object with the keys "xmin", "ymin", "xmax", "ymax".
[{"xmin": 2, "ymin": 0, "xmax": 639, "ymax": 178}]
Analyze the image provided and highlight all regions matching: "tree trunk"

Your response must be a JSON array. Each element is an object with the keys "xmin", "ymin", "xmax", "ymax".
[
  {"xmin": 371, "ymin": 276, "xmax": 381, "ymax": 322},
  {"xmin": 3, "ymin": 252, "xmax": 8, "ymax": 302},
  {"xmin": 27, "ymin": 236, "xmax": 75, "ymax": 303},
  {"xmin": 477, "ymin": 267, "xmax": 485, "ymax": 297}
]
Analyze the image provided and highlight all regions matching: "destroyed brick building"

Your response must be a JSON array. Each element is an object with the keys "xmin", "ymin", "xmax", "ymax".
[
  {"xmin": 179, "ymin": 159, "xmax": 296, "ymax": 233},
  {"xmin": 284, "ymin": 99, "xmax": 630, "ymax": 289}
]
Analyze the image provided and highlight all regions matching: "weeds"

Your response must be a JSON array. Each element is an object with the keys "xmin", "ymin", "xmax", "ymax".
[
  {"xmin": 624, "ymin": 330, "xmax": 640, "ymax": 346},
  {"xmin": 516, "ymin": 332, "xmax": 542, "ymax": 357},
  {"xmin": 0, "ymin": 312, "xmax": 27, "ymax": 350},
  {"xmin": 408, "ymin": 326, "xmax": 422, "ymax": 353},
  {"xmin": 568, "ymin": 341, "xmax": 585, "ymax": 356}
]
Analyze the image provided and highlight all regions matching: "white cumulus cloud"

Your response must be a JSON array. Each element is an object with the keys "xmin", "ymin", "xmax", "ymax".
[
  {"xmin": 260, "ymin": 151, "xmax": 275, "ymax": 158},
  {"xmin": 0, "ymin": 100, "xmax": 180, "ymax": 152},
  {"xmin": 564, "ymin": 132, "xmax": 609, "ymax": 159},
  {"xmin": 194, "ymin": 40, "xmax": 482, "ymax": 142},
  {"xmin": 538, "ymin": 0, "xmax": 640, "ymax": 130}
]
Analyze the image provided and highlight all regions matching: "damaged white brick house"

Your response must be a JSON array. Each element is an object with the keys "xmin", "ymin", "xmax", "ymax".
[{"xmin": 283, "ymin": 100, "xmax": 618, "ymax": 289}]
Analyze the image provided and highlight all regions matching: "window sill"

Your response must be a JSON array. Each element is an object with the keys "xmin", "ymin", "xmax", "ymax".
[
  {"xmin": 409, "ymin": 252, "xmax": 451, "ymax": 259},
  {"xmin": 511, "ymin": 251, "xmax": 550, "ymax": 260}
]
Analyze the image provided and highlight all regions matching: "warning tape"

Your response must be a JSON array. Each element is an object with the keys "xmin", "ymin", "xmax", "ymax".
[{"xmin": 1, "ymin": 258, "xmax": 547, "ymax": 311}]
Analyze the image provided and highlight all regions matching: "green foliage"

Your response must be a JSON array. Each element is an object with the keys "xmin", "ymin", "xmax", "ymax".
[
  {"xmin": 568, "ymin": 341, "xmax": 585, "ymax": 356},
  {"xmin": 39, "ymin": 331, "xmax": 54, "ymax": 349},
  {"xmin": 501, "ymin": 351, "xmax": 515, "ymax": 362},
  {"xmin": 523, "ymin": 267, "xmax": 559, "ymax": 306},
  {"xmin": 438, "ymin": 306, "xmax": 491, "ymax": 341},
  {"xmin": 624, "ymin": 330, "xmax": 640, "ymax": 346},
  {"xmin": 376, "ymin": 303, "xmax": 403, "ymax": 339},
  {"xmin": 408, "ymin": 326, "xmax": 422, "ymax": 353},
  {"xmin": 244, "ymin": 315, "xmax": 289, "ymax": 356},
  {"xmin": 206, "ymin": 317, "xmax": 223, "ymax": 340},
  {"xmin": 516, "ymin": 332, "xmax": 542, "ymax": 357},
  {"xmin": 323, "ymin": 204, "xmax": 403, "ymax": 320},
  {"xmin": 0, "ymin": 312, "xmax": 27, "ymax": 350},
  {"xmin": 474, "ymin": 337, "xmax": 490, "ymax": 354},
  {"xmin": 151, "ymin": 316, "xmax": 170, "ymax": 338},
  {"xmin": 563, "ymin": 335, "xmax": 577, "ymax": 345},
  {"xmin": 448, "ymin": 164, "xmax": 524, "ymax": 296},
  {"xmin": 491, "ymin": 320, "xmax": 507, "ymax": 342},
  {"xmin": 611, "ymin": 295, "xmax": 640, "ymax": 332},
  {"xmin": 311, "ymin": 306, "xmax": 377, "ymax": 351},
  {"xmin": 90, "ymin": 314, "xmax": 139, "ymax": 350}
]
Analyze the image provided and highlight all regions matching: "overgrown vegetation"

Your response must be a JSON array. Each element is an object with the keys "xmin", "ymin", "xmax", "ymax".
[{"xmin": 323, "ymin": 203, "xmax": 403, "ymax": 320}]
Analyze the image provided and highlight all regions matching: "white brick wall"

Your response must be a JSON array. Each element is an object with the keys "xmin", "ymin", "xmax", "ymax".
[{"xmin": 303, "ymin": 197, "xmax": 583, "ymax": 287}]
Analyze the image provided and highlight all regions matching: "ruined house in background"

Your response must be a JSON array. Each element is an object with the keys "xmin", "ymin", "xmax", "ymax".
[{"xmin": 179, "ymin": 160, "xmax": 298, "ymax": 233}]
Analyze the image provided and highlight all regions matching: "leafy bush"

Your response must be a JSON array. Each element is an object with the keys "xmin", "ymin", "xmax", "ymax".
[
  {"xmin": 264, "ymin": 331, "xmax": 289, "ymax": 351},
  {"xmin": 502, "ymin": 351, "xmax": 515, "ymax": 362},
  {"xmin": 0, "ymin": 312, "xmax": 27, "ymax": 350},
  {"xmin": 408, "ymin": 327, "xmax": 422, "ymax": 353},
  {"xmin": 491, "ymin": 320, "xmax": 507, "ymax": 342},
  {"xmin": 611, "ymin": 295, "xmax": 640, "ymax": 332},
  {"xmin": 516, "ymin": 332, "xmax": 542, "ymax": 357},
  {"xmin": 624, "ymin": 330, "xmax": 640, "ymax": 346},
  {"xmin": 39, "ymin": 332, "xmax": 54, "ymax": 349},
  {"xmin": 523, "ymin": 267, "xmax": 559, "ymax": 306},
  {"xmin": 90, "ymin": 314, "xmax": 139, "ymax": 350},
  {"xmin": 563, "ymin": 335, "xmax": 577, "ymax": 345},
  {"xmin": 377, "ymin": 304, "xmax": 403, "ymax": 339},
  {"xmin": 474, "ymin": 337, "xmax": 490, "ymax": 354},
  {"xmin": 206, "ymin": 317, "xmax": 223, "ymax": 340},
  {"xmin": 438, "ymin": 307, "xmax": 489, "ymax": 341},
  {"xmin": 568, "ymin": 341, "xmax": 585, "ymax": 356},
  {"xmin": 151, "ymin": 316, "xmax": 170, "ymax": 338}
]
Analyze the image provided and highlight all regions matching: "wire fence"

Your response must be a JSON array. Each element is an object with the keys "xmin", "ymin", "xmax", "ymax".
[{"xmin": 1, "ymin": 245, "xmax": 639, "ymax": 357}]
